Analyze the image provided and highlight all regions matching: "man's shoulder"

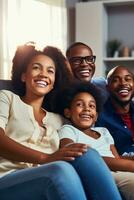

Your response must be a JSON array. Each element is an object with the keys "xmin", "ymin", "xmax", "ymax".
[
  {"xmin": 91, "ymin": 77, "xmax": 107, "ymax": 92},
  {"xmin": 91, "ymin": 77, "xmax": 108, "ymax": 103},
  {"xmin": 91, "ymin": 77, "xmax": 107, "ymax": 86}
]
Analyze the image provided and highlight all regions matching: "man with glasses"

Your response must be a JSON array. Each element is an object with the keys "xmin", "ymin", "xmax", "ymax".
[{"xmin": 66, "ymin": 42, "xmax": 108, "ymax": 103}]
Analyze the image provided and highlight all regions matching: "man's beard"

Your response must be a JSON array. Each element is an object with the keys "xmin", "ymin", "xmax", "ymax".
[{"xmin": 111, "ymin": 93, "xmax": 133, "ymax": 107}]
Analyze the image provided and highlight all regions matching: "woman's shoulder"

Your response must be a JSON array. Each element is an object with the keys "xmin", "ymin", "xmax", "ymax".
[
  {"xmin": 0, "ymin": 90, "xmax": 20, "ymax": 103},
  {"xmin": 46, "ymin": 111, "xmax": 63, "ymax": 119},
  {"xmin": 0, "ymin": 89, "xmax": 17, "ymax": 98},
  {"xmin": 44, "ymin": 111, "xmax": 66, "ymax": 128}
]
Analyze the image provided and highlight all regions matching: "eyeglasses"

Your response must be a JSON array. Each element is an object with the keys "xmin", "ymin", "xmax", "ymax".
[{"xmin": 69, "ymin": 55, "xmax": 96, "ymax": 65}]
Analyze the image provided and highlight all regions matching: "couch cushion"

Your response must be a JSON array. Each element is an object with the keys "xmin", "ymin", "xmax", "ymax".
[{"xmin": 0, "ymin": 80, "xmax": 13, "ymax": 91}]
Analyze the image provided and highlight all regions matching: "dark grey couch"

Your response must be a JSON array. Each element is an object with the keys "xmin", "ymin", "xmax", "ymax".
[{"xmin": 0, "ymin": 79, "xmax": 13, "ymax": 90}]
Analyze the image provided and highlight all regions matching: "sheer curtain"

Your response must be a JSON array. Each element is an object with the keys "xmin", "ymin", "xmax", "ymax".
[{"xmin": 0, "ymin": 0, "xmax": 67, "ymax": 79}]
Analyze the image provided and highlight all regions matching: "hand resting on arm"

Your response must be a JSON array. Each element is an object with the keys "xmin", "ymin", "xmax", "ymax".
[{"xmin": 0, "ymin": 128, "xmax": 88, "ymax": 164}]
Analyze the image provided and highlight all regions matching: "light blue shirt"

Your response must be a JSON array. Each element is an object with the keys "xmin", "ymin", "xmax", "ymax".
[{"xmin": 59, "ymin": 124, "xmax": 114, "ymax": 158}]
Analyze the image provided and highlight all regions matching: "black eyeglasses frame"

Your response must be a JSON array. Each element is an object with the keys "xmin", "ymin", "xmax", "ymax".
[{"xmin": 69, "ymin": 55, "xmax": 96, "ymax": 65}]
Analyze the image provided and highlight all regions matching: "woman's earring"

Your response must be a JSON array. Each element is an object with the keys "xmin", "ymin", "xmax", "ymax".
[
  {"xmin": 21, "ymin": 78, "xmax": 25, "ymax": 82},
  {"xmin": 21, "ymin": 74, "xmax": 26, "ymax": 82}
]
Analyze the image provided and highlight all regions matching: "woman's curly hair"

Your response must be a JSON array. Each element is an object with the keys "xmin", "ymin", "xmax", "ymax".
[
  {"xmin": 43, "ymin": 46, "xmax": 72, "ymax": 91},
  {"xmin": 43, "ymin": 46, "xmax": 73, "ymax": 111}
]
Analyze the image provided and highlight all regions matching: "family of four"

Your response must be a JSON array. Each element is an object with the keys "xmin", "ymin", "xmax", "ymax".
[{"xmin": 0, "ymin": 41, "xmax": 134, "ymax": 200}]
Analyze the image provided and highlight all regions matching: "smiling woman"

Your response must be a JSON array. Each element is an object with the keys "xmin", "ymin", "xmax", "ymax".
[{"xmin": 0, "ymin": 0, "xmax": 67, "ymax": 79}]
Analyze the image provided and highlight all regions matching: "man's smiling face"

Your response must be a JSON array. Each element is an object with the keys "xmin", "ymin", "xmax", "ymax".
[
  {"xmin": 107, "ymin": 66, "xmax": 134, "ymax": 105},
  {"xmin": 68, "ymin": 45, "xmax": 96, "ymax": 82}
]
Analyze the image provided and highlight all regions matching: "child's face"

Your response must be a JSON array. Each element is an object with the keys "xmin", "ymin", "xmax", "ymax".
[{"xmin": 64, "ymin": 92, "xmax": 98, "ymax": 131}]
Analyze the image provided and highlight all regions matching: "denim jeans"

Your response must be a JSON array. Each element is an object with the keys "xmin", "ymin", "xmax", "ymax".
[
  {"xmin": 71, "ymin": 148, "xmax": 122, "ymax": 200},
  {"xmin": 0, "ymin": 148, "xmax": 122, "ymax": 200}
]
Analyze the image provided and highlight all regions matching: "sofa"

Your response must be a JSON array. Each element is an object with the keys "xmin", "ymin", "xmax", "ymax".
[{"xmin": 0, "ymin": 79, "xmax": 13, "ymax": 90}]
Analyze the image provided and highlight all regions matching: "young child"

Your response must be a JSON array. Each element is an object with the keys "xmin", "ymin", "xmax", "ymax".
[{"xmin": 57, "ymin": 81, "xmax": 134, "ymax": 200}]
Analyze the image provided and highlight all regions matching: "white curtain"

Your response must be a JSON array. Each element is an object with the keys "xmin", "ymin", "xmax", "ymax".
[{"xmin": 0, "ymin": 0, "xmax": 67, "ymax": 79}]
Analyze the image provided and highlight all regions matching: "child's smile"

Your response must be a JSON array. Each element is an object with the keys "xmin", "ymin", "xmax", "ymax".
[{"xmin": 64, "ymin": 92, "xmax": 98, "ymax": 132}]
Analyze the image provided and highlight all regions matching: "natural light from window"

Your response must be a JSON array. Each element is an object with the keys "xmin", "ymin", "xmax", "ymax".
[{"xmin": 2, "ymin": 0, "xmax": 67, "ymax": 79}]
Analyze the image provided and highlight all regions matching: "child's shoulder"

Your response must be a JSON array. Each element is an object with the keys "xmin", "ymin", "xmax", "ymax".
[
  {"xmin": 60, "ymin": 124, "xmax": 79, "ymax": 132},
  {"xmin": 60, "ymin": 124, "xmax": 74, "ymax": 129},
  {"xmin": 92, "ymin": 127, "xmax": 110, "ymax": 134}
]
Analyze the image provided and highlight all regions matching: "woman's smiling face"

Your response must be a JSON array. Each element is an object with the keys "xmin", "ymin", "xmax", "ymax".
[{"xmin": 21, "ymin": 54, "xmax": 56, "ymax": 98}]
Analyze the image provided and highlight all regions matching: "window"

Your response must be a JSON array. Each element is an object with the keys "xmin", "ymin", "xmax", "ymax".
[{"xmin": 0, "ymin": 0, "xmax": 67, "ymax": 79}]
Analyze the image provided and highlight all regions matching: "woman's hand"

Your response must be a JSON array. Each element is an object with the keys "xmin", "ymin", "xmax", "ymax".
[
  {"xmin": 41, "ymin": 143, "xmax": 89, "ymax": 164},
  {"xmin": 0, "ymin": 128, "xmax": 89, "ymax": 164}
]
